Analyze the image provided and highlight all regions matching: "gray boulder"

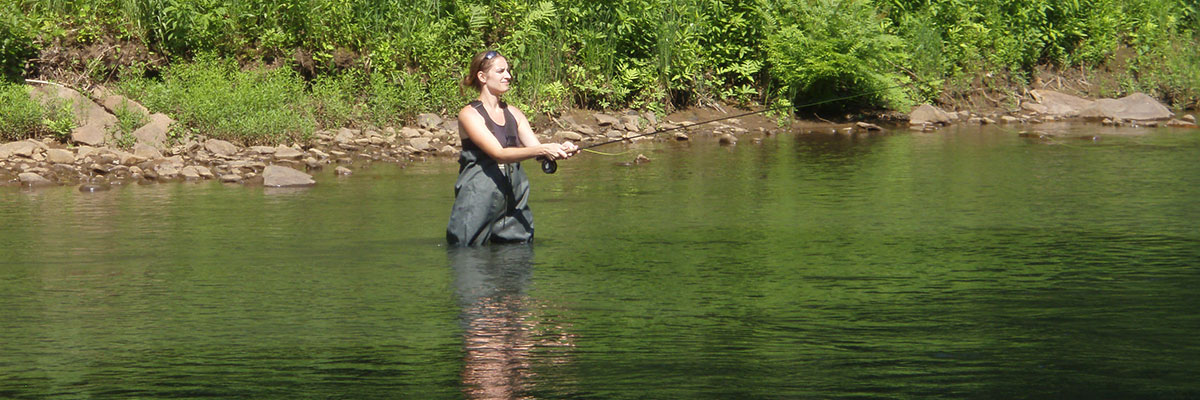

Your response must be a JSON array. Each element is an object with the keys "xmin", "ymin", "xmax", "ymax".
[
  {"xmin": 416, "ymin": 113, "xmax": 444, "ymax": 130},
  {"xmin": 335, "ymin": 128, "xmax": 357, "ymax": 143},
  {"xmin": 1079, "ymin": 93, "xmax": 1172, "ymax": 121},
  {"xmin": 132, "ymin": 113, "xmax": 175, "ymax": 150},
  {"xmin": 204, "ymin": 139, "xmax": 238, "ymax": 156},
  {"xmin": 1029, "ymin": 90, "xmax": 1094, "ymax": 117},
  {"xmin": 908, "ymin": 104, "xmax": 954, "ymax": 125},
  {"xmin": 0, "ymin": 141, "xmax": 40, "ymax": 158},
  {"xmin": 132, "ymin": 143, "xmax": 162, "ymax": 159},
  {"xmin": 409, "ymin": 137, "xmax": 432, "ymax": 152},
  {"xmin": 263, "ymin": 165, "xmax": 315, "ymax": 187},
  {"xmin": 30, "ymin": 84, "xmax": 116, "ymax": 146},
  {"xmin": 92, "ymin": 86, "xmax": 150, "ymax": 118},
  {"xmin": 19, "ymin": 172, "xmax": 54, "ymax": 186},
  {"xmin": 593, "ymin": 113, "xmax": 620, "ymax": 126},
  {"xmin": 273, "ymin": 146, "xmax": 304, "ymax": 159},
  {"xmin": 46, "ymin": 148, "xmax": 75, "ymax": 164},
  {"xmin": 554, "ymin": 131, "xmax": 584, "ymax": 141}
]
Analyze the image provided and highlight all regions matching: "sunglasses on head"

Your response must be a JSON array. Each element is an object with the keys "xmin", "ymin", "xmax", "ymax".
[{"xmin": 484, "ymin": 50, "xmax": 499, "ymax": 60}]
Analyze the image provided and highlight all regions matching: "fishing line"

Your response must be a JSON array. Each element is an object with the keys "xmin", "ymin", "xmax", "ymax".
[{"xmin": 537, "ymin": 81, "xmax": 914, "ymax": 174}]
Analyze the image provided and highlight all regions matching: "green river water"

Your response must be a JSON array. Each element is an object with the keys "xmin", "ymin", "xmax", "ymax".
[{"xmin": 2, "ymin": 124, "xmax": 1199, "ymax": 399}]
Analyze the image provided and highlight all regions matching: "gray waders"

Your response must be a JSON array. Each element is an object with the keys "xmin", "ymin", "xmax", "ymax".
[{"xmin": 446, "ymin": 101, "xmax": 534, "ymax": 246}]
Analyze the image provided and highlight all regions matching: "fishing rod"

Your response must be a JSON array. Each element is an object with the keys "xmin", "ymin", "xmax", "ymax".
[{"xmin": 537, "ymin": 82, "xmax": 913, "ymax": 174}]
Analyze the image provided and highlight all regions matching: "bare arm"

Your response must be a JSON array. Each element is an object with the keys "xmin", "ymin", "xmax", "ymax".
[
  {"xmin": 458, "ymin": 106, "xmax": 575, "ymax": 163},
  {"xmin": 510, "ymin": 106, "xmax": 578, "ymax": 156}
]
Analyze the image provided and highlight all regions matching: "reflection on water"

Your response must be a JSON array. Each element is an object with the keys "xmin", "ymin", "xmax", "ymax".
[{"xmin": 452, "ymin": 245, "xmax": 537, "ymax": 399}]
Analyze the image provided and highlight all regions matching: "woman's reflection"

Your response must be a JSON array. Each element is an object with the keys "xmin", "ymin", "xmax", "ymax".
[{"xmin": 450, "ymin": 244, "xmax": 537, "ymax": 399}]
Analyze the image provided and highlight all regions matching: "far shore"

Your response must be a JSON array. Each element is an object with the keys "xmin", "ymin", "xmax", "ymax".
[{"xmin": 2, "ymin": 86, "xmax": 1196, "ymax": 191}]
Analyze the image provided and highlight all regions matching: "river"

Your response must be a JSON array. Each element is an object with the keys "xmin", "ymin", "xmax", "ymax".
[{"xmin": 2, "ymin": 124, "xmax": 1198, "ymax": 398}]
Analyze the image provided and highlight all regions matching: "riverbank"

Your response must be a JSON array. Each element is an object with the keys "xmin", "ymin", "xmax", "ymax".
[{"xmin": 3, "ymin": 79, "xmax": 1196, "ymax": 191}]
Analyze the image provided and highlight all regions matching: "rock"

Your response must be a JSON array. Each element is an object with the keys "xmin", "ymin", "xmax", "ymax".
[
  {"xmin": 334, "ymin": 128, "xmax": 356, "ymax": 144},
  {"xmin": 416, "ymin": 113, "xmax": 443, "ymax": 130},
  {"xmin": 274, "ymin": 146, "xmax": 304, "ymax": 159},
  {"xmin": 1, "ymin": 141, "xmax": 40, "ymax": 158},
  {"xmin": 18, "ymin": 172, "xmax": 53, "ymax": 186},
  {"xmin": 673, "ymin": 132, "xmax": 690, "ymax": 141},
  {"xmin": 593, "ymin": 113, "xmax": 620, "ymax": 126},
  {"xmin": 438, "ymin": 145, "xmax": 458, "ymax": 157},
  {"xmin": 220, "ymin": 174, "xmax": 242, "ymax": 182},
  {"xmin": 1167, "ymin": 119, "xmax": 1197, "ymax": 127},
  {"xmin": 153, "ymin": 163, "xmax": 179, "ymax": 179},
  {"xmin": 1029, "ymin": 90, "xmax": 1094, "ymax": 117},
  {"xmin": 642, "ymin": 112, "xmax": 658, "ymax": 127},
  {"xmin": 576, "ymin": 125, "xmax": 597, "ymax": 136},
  {"xmin": 1182, "ymin": 114, "xmax": 1195, "ymax": 123},
  {"xmin": 180, "ymin": 166, "xmax": 202, "ymax": 179},
  {"xmin": 399, "ymin": 127, "xmax": 422, "ymax": 138},
  {"xmin": 855, "ymin": 122, "xmax": 883, "ymax": 131},
  {"xmin": 71, "ymin": 124, "xmax": 109, "ymax": 146},
  {"xmin": 29, "ymin": 84, "xmax": 116, "ymax": 146},
  {"xmin": 132, "ymin": 143, "xmax": 162, "ymax": 159},
  {"xmin": 620, "ymin": 115, "xmax": 641, "ymax": 132},
  {"xmin": 263, "ymin": 165, "xmax": 315, "ymax": 187},
  {"xmin": 634, "ymin": 154, "xmax": 651, "ymax": 164},
  {"xmin": 335, "ymin": 166, "xmax": 353, "ymax": 176},
  {"xmin": 1078, "ymin": 92, "xmax": 1173, "ymax": 121},
  {"xmin": 92, "ymin": 87, "xmax": 151, "ymax": 118},
  {"xmin": 194, "ymin": 165, "xmax": 214, "ymax": 178},
  {"xmin": 250, "ymin": 146, "xmax": 276, "ymax": 154},
  {"xmin": 309, "ymin": 148, "xmax": 330, "ymax": 159},
  {"xmin": 981, "ymin": 117, "xmax": 996, "ymax": 125},
  {"xmin": 131, "ymin": 113, "xmax": 174, "ymax": 150},
  {"xmin": 409, "ymin": 137, "xmax": 432, "ymax": 152},
  {"xmin": 555, "ymin": 131, "xmax": 584, "ymax": 142},
  {"xmin": 908, "ymin": 104, "xmax": 954, "ymax": 125},
  {"xmin": 204, "ymin": 139, "xmax": 238, "ymax": 156},
  {"xmin": 1001, "ymin": 115, "xmax": 1021, "ymax": 124},
  {"xmin": 46, "ymin": 148, "xmax": 75, "ymax": 164},
  {"xmin": 79, "ymin": 183, "xmax": 110, "ymax": 192},
  {"xmin": 719, "ymin": 133, "xmax": 737, "ymax": 145},
  {"xmin": 1021, "ymin": 102, "xmax": 1049, "ymax": 114},
  {"xmin": 75, "ymin": 146, "xmax": 97, "ymax": 159}
]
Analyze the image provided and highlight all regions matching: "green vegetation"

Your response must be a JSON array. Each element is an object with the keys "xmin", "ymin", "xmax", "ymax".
[
  {"xmin": 0, "ymin": 82, "xmax": 75, "ymax": 141},
  {"xmin": 0, "ymin": 0, "xmax": 1196, "ymax": 144},
  {"xmin": 117, "ymin": 56, "xmax": 314, "ymax": 145},
  {"xmin": 109, "ymin": 102, "xmax": 148, "ymax": 148}
]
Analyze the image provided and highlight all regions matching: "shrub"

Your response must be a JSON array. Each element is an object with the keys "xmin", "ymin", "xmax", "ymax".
[
  {"xmin": 0, "ymin": 10, "xmax": 37, "ymax": 83},
  {"xmin": 766, "ymin": 0, "xmax": 911, "ymax": 113},
  {"xmin": 119, "ymin": 55, "xmax": 315, "ymax": 145},
  {"xmin": 0, "ymin": 83, "xmax": 77, "ymax": 141},
  {"xmin": 0, "ymin": 83, "xmax": 44, "ymax": 140}
]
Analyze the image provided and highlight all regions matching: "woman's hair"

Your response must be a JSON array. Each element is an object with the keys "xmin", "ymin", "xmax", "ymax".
[{"xmin": 461, "ymin": 50, "xmax": 503, "ymax": 95}]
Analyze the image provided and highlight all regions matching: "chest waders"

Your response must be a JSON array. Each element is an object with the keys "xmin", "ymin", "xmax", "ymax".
[{"xmin": 446, "ymin": 101, "xmax": 535, "ymax": 246}]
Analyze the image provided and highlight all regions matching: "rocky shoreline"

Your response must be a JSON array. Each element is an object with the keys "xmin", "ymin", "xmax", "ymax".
[{"xmin": 2, "ymin": 82, "xmax": 1196, "ymax": 191}]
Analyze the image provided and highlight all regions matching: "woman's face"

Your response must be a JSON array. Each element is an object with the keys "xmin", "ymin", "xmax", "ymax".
[{"xmin": 478, "ymin": 56, "xmax": 511, "ymax": 95}]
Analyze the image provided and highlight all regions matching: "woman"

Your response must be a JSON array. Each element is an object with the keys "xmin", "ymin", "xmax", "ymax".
[{"xmin": 446, "ymin": 50, "xmax": 578, "ymax": 246}]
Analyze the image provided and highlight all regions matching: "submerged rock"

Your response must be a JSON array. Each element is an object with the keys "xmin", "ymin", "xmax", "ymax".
[
  {"xmin": 719, "ymin": 133, "xmax": 737, "ymax": 145},
  {"xmin": 78, "ymin": 183, "xmax": 110, "ymax": 192},
  {"xmin": 18, "ymin": 172, "xmax": 53, "ymax": 186}
]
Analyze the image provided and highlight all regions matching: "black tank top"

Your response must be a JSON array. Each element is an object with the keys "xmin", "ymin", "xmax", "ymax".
[{"xmin": 462, "ymin": 100, "xmax": 519, "ymax": 150}]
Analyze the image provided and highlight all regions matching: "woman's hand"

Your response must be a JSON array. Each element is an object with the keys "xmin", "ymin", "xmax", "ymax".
[{"xmin": 538, "ymin": 142, "xmax": 578, "ymax": 160}]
